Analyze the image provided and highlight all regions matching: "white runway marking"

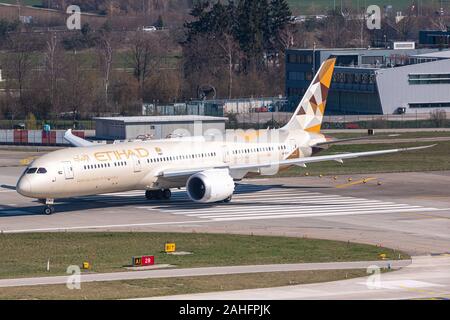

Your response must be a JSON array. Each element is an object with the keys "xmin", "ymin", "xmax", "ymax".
[
  {"xmin": 75, "ymin": 185, "xmax": 444, "ymax": 223},
  {"xmin": 357, "ymin": 280, "xmax": 444, "ymax": 290}
]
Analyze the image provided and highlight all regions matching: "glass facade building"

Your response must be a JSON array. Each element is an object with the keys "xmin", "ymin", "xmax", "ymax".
[{"xmin": 286, "ymin": 48, "xmax": 450, "ymax": 115}]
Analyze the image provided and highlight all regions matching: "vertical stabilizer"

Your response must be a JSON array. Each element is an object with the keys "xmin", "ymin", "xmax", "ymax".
[{"xmin": 283, "ymin": 58, "xmax": 336, "ymax": 133}]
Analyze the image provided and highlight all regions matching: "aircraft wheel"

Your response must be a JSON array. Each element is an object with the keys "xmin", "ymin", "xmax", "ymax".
[
  {"xmin": 155, "ymin": 190, "xmax": 164, "ymax": 200},
  {"xmin": 145, "ymin": 190, "xmax": 153, "ymax": 200},
  {"xmin": 43, "ymin": 206, "xmax": 54, "ymax": 215},
  {"xmin": 163, "ymin": 189, "xmax": 172, "ymax": 200},
  {"xmin": 223, "ymin": 196, "xmax": 232, "ymax": 203}
]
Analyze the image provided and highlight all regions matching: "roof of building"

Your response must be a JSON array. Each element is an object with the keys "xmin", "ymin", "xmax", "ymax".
[
  {"xmin": 412, "ymin": 50, "xmax": 450, "ymax": 59},
  {"xmin": 94, "ymin": 115, "xmax": 228, "ymax": 123}
]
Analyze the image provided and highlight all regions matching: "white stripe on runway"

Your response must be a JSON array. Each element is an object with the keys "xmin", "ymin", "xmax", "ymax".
[
  {"xmin": 210, "ymin": 208, "xmax": 440, "ymax": 222},
  {"xmin": 186, "ymin": 205, "xmax": 426, "ymax": 218},
  {"xmin": 158, "ymin": 202, "xmax": 410, "ymax": 215},
  {"xmin": 67, "ymin": 187, "xmax": 445, "ymax": 224}
]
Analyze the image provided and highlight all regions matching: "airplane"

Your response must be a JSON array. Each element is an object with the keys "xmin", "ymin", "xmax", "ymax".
[{"xmin": 16, "ymin": 58, "xmax": 434, "ymax": 215}]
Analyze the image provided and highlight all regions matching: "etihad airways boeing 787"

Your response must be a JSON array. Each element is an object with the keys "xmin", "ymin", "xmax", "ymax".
[{"xmin": 16, "ymin": 58, "xmax": 433, "ymax": 214}]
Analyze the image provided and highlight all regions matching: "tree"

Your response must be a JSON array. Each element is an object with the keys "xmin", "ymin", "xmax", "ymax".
[
  {"xmin": 25, "ymin": 112, "xmax": 38, "ymax": 130},
  {"xmin": 44, "ymin": 32, "xmax": 62, "ymax": 115},
  {"xmin": 111, "ymin": 73, "xmax": 140, "ymax": 115},
  {"xmin": 128, "ymin": 31, "xmax": 161, "ymax": 99},
  {"xmin": 96, "ymin": 27, "xmax": 114, "ymax": 108},
  {"xmin": 268, "ymin": 0, "xmax": 292, "ymax": 50},
  {"xmin": 59, "ymin": 54, "xmax": 99, "ymax": 120},
  {"xmin": 4, "ymin": 33, "xmax": 35, "ymax": 115},
  {"xmin": 235, "ymin": 0, "xmax": 271, "ymax": 69},
  {"xmin": 430, "ymin": 109, "xmax": 447, "ymax": 128},
  {"xmin": 0, "ymin": 19, "xmax": 19, "ymax": 46},
  {"xmin": 155, "ymin": 15, "xmax": 164, "ymax": 29}
]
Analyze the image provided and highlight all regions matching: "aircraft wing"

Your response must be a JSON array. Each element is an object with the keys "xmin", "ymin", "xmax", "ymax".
[
  {"xmin": 159, "ymin": 145, "xmax": 435, "ymax": 178},
  {"xmin": 313, "ymin": 134, "xmax": 401, "ymax": 147},
  {"xmin": 64, "ymin": 129, "xmax": 94, "ymax": 147}
]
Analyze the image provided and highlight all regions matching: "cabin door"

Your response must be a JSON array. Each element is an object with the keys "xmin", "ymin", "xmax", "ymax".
[
  {"xmin": 222, "ymin": 145, "xmax": 230, "ymax": 163},
  {"xmin": 62, "ymin": 161, "xmax": 74, "ymax": 180},
  {"xmin": 132, "ymin": 155, "xmax": 142, "ymax": 173}
]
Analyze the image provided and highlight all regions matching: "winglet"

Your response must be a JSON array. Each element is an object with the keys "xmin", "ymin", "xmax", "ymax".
[{"xmin": 64, "ymin": 129, "xmax": 94, "ymax": 147}]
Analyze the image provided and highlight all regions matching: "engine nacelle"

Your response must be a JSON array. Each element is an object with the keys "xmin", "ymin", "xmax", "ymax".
[{"xmin": 186, "ymin": 169, "xmax": 235, "ymax": 203}]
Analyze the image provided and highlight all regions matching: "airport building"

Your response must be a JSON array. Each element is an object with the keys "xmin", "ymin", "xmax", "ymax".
[
  {"xmin": 419, "ymin": 29, "xmax": 450, "ymax": 48},
  {"xmin": 142, "ymin": 97, "xmax": 287, "ymax": 117},
  {"xmin": 94, "ymin": 115, "xmax": 228, "ymax": 140},
  {"xmin": 286, "ymin": 47, "xmax": 450, "ymax": 115}
]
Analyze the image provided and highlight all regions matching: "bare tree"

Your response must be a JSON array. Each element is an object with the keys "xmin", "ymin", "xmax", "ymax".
[
  {"xmin": 216, "ymin": 33, "xmax": 240, "ymax": 99},
  {"xmin": 97, "ymin": 31, "xmax": 114, "ymax": 107},
  {"xmin": 59, "ymin": 54, "xmax": 99, "ymax": 121},
  {"xmin": 128, "ymin": 31, "xmax": 159, "ymax": 99},
  {"xmin": 44, "ymin": 32, "xmax": 60, "ymax": 114},
  {"xmin": 4, "ymin": 33, "xmax": 35, "ymax": 115},
  {"xmin": 430, "ymin": 109, "xmax": 447, "ymax": 128}
]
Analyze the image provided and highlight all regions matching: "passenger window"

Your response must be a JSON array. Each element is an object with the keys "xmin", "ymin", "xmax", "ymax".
[{"xmin": 27, "ymin": 168, "xmax": 37, "ymax": 174}]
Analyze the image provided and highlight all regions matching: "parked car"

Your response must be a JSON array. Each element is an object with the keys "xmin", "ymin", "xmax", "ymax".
[
  {"xmin": 396, "ymin": 107, "xmax": 407, "ymax": 114},
  {"xmin": 13, "ymin": 123, "xmax": 25, "ymax": 130},
  {"xmin": 345, "ymin": 123, "xmax": 360, "ymax": 129},
  {"xmin": 142, "ymin": 26, "xmax": 157, "ymax": 32}
]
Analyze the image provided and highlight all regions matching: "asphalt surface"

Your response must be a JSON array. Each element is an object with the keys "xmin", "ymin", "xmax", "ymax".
[
  {"xmin": 145, "ymin": 255, "xmax": 450, "ymax": 300},
  {"xmin": 1, "ymin": 167, "xmax": 449, "ymax": 255},
  {"xmin": 0, "ymin": 159, "xmax": 449, "ymax": 299},
  {"xmin": 0, "ymin": 260, "xmax": 409, "ymax": 288}
]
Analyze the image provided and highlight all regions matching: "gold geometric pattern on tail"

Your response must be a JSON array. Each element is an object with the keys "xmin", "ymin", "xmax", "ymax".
[{"xmin": 297, "ymin": 58, "xmax": 336, "ymax": 133}]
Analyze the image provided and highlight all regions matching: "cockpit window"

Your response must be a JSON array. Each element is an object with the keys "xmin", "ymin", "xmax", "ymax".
[
  {"xmin": 26, "ymin": 168, "xmax": 37, "ymax": 174},
  {"xmin": 37, "ymin": 168, "xmax": 47, "ymax": 174}
]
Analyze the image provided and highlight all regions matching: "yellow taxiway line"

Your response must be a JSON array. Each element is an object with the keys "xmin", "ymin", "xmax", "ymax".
[{"xmin": 335, "ymin": 178, "xmax": 377, "ymax": 189}]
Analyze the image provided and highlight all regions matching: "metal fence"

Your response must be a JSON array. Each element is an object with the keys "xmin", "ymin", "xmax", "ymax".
[
  {"xmin": 0, "ymin": 120, "xmax": 96, "ymax": 131},
  {"xmin": 1, "ymin": 111, "xmax": 448, "ymax": 131}
]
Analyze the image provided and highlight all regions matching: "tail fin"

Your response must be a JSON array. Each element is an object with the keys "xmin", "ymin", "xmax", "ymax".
[{"xmin": 283, "ymin": 58, "xmax": 336, "ymax": 133}]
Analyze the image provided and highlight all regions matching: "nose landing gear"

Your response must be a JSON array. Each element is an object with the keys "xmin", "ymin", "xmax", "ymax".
[
  {"xmin": 145, "ymin": 189, "xmax": 172, "ymax": 201},
  {"xmin": 41, "ymin": 199, "xmax": 55, "ymax": 215}
]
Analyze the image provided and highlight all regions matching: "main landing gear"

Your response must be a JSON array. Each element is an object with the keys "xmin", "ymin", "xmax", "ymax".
[
  {"xmin": 43, "ymin": 205, "xmax": 55, "ymax": 215},
  {"xmin": 145, "ymin": 189, "xmax": 172, "ymax": 201}
]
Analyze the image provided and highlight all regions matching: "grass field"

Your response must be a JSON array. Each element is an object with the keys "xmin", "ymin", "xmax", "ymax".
[
  {"xmin": 0, "ymin": 269, "xmax": 371, "ymax": 300},
  {"xmin": 328, "ymin": 131, "xmax": 450, "ymax": 139},
  {"xmin": 288, "ymin": 0, "xmax": 449, "ymax": 14},
  {"xmin": 0, "ymin": 0, "xmax": 42, "ymax": 6},
  {"xmin": 0, "ymin": 232, "xmax": 406, "ymax": 279},
  {"xmin": 279, "ymin": 140, "xmax": 450, "ymax": 176}
]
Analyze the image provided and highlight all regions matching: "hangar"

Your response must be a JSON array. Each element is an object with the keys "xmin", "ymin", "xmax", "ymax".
[
  {"xmin": 94, "ymin": 115, "xmax": 228, "ymax": 140},
  {"xmin": 286, "ymin": 47, "xmax": 450, "ymax": 115}
]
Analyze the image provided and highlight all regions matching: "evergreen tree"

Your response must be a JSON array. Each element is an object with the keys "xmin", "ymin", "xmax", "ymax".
[
  {"xmin": 269, "ymin": 0, "xmax": 292, "ymax": 32},
  {"xmin": 268, "ymin": 0, "xmax": 292, "ymax": 51},
  {"xmin": 155, "ymin": 15, "xmax": 164, "ymax": 29},
  {"xmin": 235, "ymin": 0, "xmax": 271, "ymax": 69}
]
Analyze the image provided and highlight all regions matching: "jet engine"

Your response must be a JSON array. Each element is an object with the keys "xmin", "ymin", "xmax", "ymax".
[{"xmin": 186, "ymin": 169, "xmax": 235, "ymax": 203}]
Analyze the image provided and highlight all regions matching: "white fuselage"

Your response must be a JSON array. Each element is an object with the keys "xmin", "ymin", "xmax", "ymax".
[{"xmin": 16, "ymin": 129, "xmax": 326, "ymax": 200}]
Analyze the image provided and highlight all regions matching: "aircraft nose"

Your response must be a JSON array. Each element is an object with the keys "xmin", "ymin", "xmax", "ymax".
[{"xmin": 16, "ymin": 176, "xmax": 32, "ymax": 196}]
